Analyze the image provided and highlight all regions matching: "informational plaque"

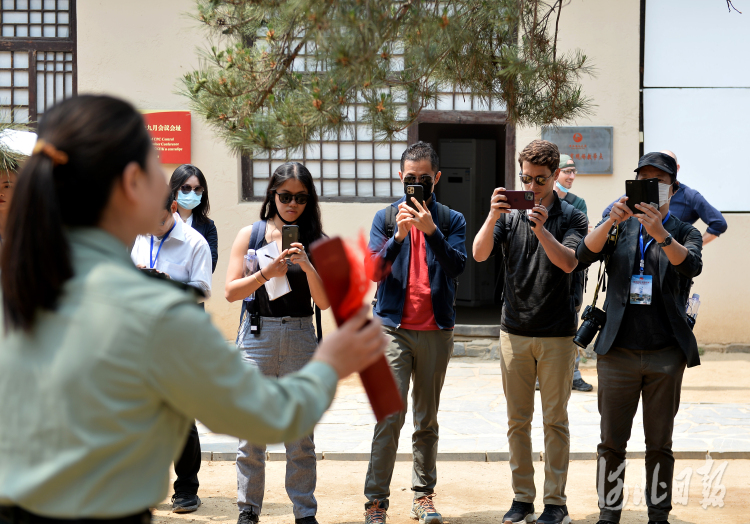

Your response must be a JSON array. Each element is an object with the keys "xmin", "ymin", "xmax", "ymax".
[
  {"xmin": 541, "ymin": 126, "xmax": 613, "ymax": 174},
  {"xmin": 142, "ymin": 111, "xmax": 191, "ymax": 164}
]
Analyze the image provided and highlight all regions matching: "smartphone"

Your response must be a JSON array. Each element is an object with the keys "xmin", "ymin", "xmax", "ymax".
[
  {"xmin": 625, "ymin": 179, "xmax": 659, "ymax": 213},
  {"xmin": 502, "ymin": 190, "xmax": 536, "ymax": 210},
  {"xmin": 405, "ymin": 184, "xmax": 424, "ymax": 210},
  {"xmin": 139, "ymin": 267, "xmax": 170, "ymax": 280},
  {"xmin": 282, "ymin": 225, "xmax": 299, "ymax": 258}
]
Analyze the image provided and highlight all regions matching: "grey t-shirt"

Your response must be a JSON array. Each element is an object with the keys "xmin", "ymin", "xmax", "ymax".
[{"xmin": 492, "ymin": 194, "xmax": 588, "ymax": 337}]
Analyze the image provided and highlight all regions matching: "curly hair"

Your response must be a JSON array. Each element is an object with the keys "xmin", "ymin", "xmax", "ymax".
[{"xmin": 518, "ymin": 140, "xmax": 560, "ymax": 175}]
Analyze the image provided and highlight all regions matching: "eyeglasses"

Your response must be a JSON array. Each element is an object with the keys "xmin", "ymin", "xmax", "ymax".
[
  {"xmin": 403, "ymin": 175, "xmax": 434, "ymax": 185},
  {"xmin": 274, "ymin": 191, "xmax": 309, "ymax": 205},
  {"xmin": 519, "ymin": 174, "xmax": 554, "ymax": 186},
  {"xmin": 560, "ymin": 168, "xmax": 577, "ymax": 175},
  {"xmin": 180, "ymin": 184, "xmax": 204, "ymax": 196}
]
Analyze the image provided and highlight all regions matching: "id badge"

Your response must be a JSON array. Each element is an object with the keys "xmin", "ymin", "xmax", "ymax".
[{"xmin": 629, "ymin": 275, "xmax": 653, "ymax": 305}]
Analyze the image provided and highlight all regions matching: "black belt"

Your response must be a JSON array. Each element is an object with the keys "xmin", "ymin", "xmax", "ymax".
[{"xmin": 0, "ymin": 507, "xmax": 151, "ymax": 524}]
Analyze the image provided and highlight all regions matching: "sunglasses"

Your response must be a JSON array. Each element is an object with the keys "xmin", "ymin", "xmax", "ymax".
[
  {"xmin": 403, "ymin": 175, "xmax": 434, "ymax": 185},
  {"xmin": 274, "ymin": 191, "xmax": 309, "ymax": 205},
  {"xmin": 519, "ymin": 174, "xmax": 554, "ymax": 186},
  {"xmin": 180, "ymin": 184, "xmax": 204, "ymax": 196}
]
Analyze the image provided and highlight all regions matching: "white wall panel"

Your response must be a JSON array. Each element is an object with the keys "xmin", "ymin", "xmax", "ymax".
[
  {"xmin": 643, "ymin": 88, "xmax": 750, "ymax": 211},
  {"xmin": 645, "ymin": 0, "xmax": 750, "ymax": 87}
]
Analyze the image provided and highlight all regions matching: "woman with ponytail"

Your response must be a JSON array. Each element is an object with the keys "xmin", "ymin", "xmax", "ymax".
[{"xmin": 0, "ymin": 95, "xmax": 386, "ymax": 524}]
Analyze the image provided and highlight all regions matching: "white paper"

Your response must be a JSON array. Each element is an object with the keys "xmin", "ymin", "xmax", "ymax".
[{"xmin": 256, "ymin": 242, "xmax": 291, "ymax": 301}]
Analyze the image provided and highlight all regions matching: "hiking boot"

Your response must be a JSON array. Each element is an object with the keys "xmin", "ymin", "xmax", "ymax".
[
  {"xmin": 171, "ymin": 492, "xmax": 201, "ymax": 513},
  {"xmin": 502, "ymin": 500, "xmax": 535, "ymax": 524},
  {"xmin": 295, "ymin": 517, "xmax": 318, "ymax": 524},
  {"xmin": 411, "ymin": 494, "xmax": 442, "ymax": 524},
  {"xmin": 572, "ymin": 378, "xmax": 593, "ymax": 392},
  {"xmin": 365, "ymin": 501, "xmax": 387, "ymax": 524},
  {"xmin": 537, "ymin": 504, "xmax": 570, "ymax": 524},
  {"xmin": 238, "ymin": 510, "xmax": 259, "ymax": 524}
]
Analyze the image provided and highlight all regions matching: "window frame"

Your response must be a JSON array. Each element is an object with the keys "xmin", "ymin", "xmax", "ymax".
[{"xmin": 0, "ymin": 0, "xmax": 77, "ymax": 124}]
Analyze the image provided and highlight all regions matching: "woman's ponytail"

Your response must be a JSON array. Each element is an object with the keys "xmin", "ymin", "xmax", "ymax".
[
  {"xmin": 0, "ymin": 95, "xmax": 152, "ymax": 332},
  {"xmin": 2, "ymin": 153, "xmax": 72, "ymax": 331}
]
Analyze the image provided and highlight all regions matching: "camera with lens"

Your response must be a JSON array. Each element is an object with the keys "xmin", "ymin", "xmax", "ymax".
[
  {"xmin": 524, "ymin": 192, "xmax": 533, "ymax": 201},
  {"xmin": 573, "ymin": 305, "xmax": 607, "ymax": 349}
]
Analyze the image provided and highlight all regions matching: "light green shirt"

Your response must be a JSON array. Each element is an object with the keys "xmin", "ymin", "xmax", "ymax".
[{"xmin": 0, "ymin": 228, "xmax": 338, "ymax": 518}]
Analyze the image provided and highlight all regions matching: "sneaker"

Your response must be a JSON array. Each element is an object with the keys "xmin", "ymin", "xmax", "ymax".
[
  {"xmin": 411, "ymin": 494, "xmax": 442, "ymax": 524},
  {"xmin": 502, "ymin": 500, "xmax": 535, "ymax": 524},
  {"xmin": 295, "ymin": 517, "xmax": 318, "ymax": 524},
  {"xmin": 535, "ymin": 380, "xmax": 540, "ymax": 391},
  {"xmin": 572, "ymin": 378, "xmax": 593, "ymax": 392},
  {"xmin": 365, "ymin": 500, "xmax": 387, "ymax": 524},
  {"xmin": 238, "ymin": 510, "xmax": 259, "ymax": 524},
  {"xmin": 171, "ymin": 492, "xmax": 201, "ymax": 513},
  {"xmin": 537, "ymin": 504, "xmax": 570, "ymax": 524}
]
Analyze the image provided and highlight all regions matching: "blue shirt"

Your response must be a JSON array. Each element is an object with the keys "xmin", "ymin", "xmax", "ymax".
[
  {"xmin": 601, "ymin": 183, "xmax": 728, "ymax": 236},
  {"xmin": 368, "ymin": 195, "xmax": 467, "ymax": 330}
]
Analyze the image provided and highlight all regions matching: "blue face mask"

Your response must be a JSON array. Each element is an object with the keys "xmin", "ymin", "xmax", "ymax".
[
  {"xmin": 177, "ymin": 190, "xmax": 202, "ymax": 210},
  {"xmin": 555, "ymin": 181, "xmax": 569, "ymax": 193}
]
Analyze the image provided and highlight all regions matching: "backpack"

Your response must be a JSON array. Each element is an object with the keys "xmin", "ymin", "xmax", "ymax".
[
  {"xmin": 494, "ymin": 200, "xmax": 587, "ymax": 312},
  {"xmin": 381, "ymin": 201, "xmax": 459, "ymax": 310},
  {"xmin": 239, "ymin": 220, "xmax": 323, "ymax": 342}
]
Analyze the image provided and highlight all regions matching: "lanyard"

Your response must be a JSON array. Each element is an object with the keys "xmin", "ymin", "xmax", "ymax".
[
  {"xmin": 150, "ymin": 222, "xmax": 176, "ymax": 269},
  {"xmin": 638, "ymin": 211, "xmax": 670, "ymax": 275}
]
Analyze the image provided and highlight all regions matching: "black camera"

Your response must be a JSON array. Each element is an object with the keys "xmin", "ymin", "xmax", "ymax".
[{"xmin": 573, "ymin": 305, "xmax": 607, "ymax": 349}]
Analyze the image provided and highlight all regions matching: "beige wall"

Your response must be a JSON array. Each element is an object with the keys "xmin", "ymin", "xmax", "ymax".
[{"xmin": 77, "ymin": 0, "xmax": 749, "ymax": 344}]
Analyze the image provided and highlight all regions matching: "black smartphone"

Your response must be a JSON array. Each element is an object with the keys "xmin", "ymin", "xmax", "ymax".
[
  {"xmin": 139, "ymin": 267, "xmax": 170, "ymax": 280},
  {"xmin": 625, "ymin": 179, "xmax": 659, "ymax": 213},
  {"xmin": 281, "ymin": 225, "xmax": 299, "ymax": 258},
  {"xmin": 405, "ymin": 184, "xmax": 424, "ymax": 210}
]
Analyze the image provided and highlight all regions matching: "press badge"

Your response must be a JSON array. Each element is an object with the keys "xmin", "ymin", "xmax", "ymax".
[{"xmin": 630, "ymin": 275, "xmax": 653, "ymax": 305}]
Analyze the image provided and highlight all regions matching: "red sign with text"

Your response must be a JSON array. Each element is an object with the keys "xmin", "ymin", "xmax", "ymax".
[{"xmin": 142, "ymin": 111, "xmax": 191, "ymax": 164}]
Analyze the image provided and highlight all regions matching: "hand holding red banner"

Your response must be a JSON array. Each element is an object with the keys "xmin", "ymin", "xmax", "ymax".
[{"xmin": 310, "ymin": 233, "xmax": 404, "ymax": 421}]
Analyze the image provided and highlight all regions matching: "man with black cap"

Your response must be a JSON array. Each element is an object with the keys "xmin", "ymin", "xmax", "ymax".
[{"xmin": 575, "ymin": 152, "xmax": 703, "ymax": 524}]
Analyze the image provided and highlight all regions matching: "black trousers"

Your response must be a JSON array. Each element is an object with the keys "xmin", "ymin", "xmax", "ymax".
[
  {"xmin": 174, "ymin": 423, "xmax": 201, "ymax": 495},
  {"xmin": 596, "ymin": 346, "xmax": 686, "ymax": 523}
]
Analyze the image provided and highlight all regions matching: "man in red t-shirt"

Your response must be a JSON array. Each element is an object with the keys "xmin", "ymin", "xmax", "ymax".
[{"xmin": 365, "ymin": 142, "xmax": 467, "ymax": 524}]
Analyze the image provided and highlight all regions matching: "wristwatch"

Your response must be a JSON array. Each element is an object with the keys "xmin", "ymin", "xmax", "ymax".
[{"xmin": 658, "ymin": 233, "xmax": 673, "ymax": 247}]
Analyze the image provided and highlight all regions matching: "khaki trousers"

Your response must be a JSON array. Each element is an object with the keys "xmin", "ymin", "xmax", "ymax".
[{"xmin": 500, "ymin": 331, "xmax": 576, "ymax": 505}]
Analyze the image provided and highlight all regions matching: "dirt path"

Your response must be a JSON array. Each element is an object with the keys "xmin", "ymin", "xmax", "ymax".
[{"xmin": 155, "ymin": 459, "xmax": 748, "ymax": 524}]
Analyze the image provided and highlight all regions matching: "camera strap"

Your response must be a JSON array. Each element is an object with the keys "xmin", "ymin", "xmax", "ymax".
[{"xmin": 589, "ymin": 224, "xmax": 620, "ymax": 307}]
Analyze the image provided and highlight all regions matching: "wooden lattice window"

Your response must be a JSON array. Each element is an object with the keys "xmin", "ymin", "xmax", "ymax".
[{"xmin": 0, "ymin": 0, "xmax": 76, "ymax": 124}]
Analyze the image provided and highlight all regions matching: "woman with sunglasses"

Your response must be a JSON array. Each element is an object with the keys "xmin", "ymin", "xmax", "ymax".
[
  {"xmin": 170, "ymin": 164, "xmax": 218, "ymax": 273},
  {"xmin": 0, "ymin": 96, "xmax": 387, "ymax": 524},
  {"xmin": 225, "ymin": 162, "xmax": 330, "ymax": 524}
]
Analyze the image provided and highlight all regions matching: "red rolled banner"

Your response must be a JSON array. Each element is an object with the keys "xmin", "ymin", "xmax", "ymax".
[{"xmin": 310, "ymin": 236, "xmax": 404, "ymax": 421}]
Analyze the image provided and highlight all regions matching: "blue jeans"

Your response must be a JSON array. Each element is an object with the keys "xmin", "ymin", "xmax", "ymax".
[{"xmin": 236, "ymin": 316, "xmax": 318, "ymax": 519}]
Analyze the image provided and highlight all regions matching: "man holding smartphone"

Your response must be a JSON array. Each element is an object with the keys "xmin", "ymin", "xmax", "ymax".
[
  {"xmin": 365, "ymin": 141, "xmax": 467, "ymax": 524},
  {"xmin": 577, "ymin": 152, "xmax": 703, "ymax": 524},
  {"xmin": 473, "ymin": 140, "xmax": 587, "ymax": 524},
  {"xmin": 130, "ymin": 191, "xmax": 212, "ymax": 513}
]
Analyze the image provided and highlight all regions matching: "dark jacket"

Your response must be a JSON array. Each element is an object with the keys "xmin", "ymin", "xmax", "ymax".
[
  {"xmin": 601, "ymin": 183, "xmax": 727, "ymax": 236},
  {"xmin": 369, "ymin": 194, "xmax": 467, "ymax": 330},
  {"xmin": 576, "ymin": 214, "xmax": 703, "ymax": 367},
  {"xmin": 191, "ymin": 218, "xmax": 218, "ymax": 273}
]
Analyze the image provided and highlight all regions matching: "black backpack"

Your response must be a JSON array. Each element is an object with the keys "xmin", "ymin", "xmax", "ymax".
[{"xmin": 494, "ymin": 200, "xmax": 587, "ymax": 312}]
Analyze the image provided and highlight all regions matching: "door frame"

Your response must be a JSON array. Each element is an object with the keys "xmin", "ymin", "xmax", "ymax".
[{"xmin": 407, "ymin": 110, "xmax": 516, "ymax": 190}]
